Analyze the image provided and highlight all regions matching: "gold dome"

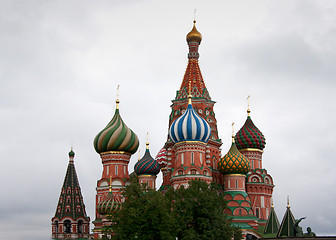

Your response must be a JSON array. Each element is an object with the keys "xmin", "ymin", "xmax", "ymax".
[{"xmin": 186, "ymin": 20, "xmax": 202, "ymax": 43}]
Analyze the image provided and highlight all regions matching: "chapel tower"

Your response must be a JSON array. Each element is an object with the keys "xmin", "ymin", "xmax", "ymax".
[
  {"xmin": 235, "ymin": 106, "xmax": 274, "ymax": 225},
  {"xmin": 218, "ymin": 129, "xmax": 259, "ymax": 231},
  {"xmin": 92, "ymin": 97, "xmax": 139, "ymax": 238},
  {"xmin": 134, "ymin": 138, "xmax": 161, "ymax": 189},
  {"xmin": 51, "ymin": 149, "xmax": 90, "ymax": 239},
  {"xmin": 161, "ymin": 21, "xmax": 222, "ymax": 189}
]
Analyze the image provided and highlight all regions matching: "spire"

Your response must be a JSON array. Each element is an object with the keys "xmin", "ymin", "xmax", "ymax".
[
  {"xmin": 116, "ymin": 84, "xmax": 120, "ymax": 109},
  {"xmin": 53, "ymin": 150, "xmax": 89, "ymax": 221},
  {"xmin": 231, "ymin": 122, "xmax": 235, "ymax": 142},
  {"xmin": 247, "ymin": 95, "xmax": 251, "ymax": 116},
  {"xmin": 264, "ymin": 203, "xmax": 280, "ymax": 234},
  {"xmin": 146, "ymin": 132, "xmax": 149, "ymax": 149},
  {"xmin": 276, "ymin": 200, "xmax": 296, "ymax": 237},
  {"xmin": 176, "ymin": 20, "xmax": 210, "ymax": 101}
]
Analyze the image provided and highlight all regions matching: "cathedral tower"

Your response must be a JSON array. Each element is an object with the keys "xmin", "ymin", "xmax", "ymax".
[
  {"xmin": 235, "ymin": 107, "xmax": 274, "ymax": 224},
  {"xmin": 92, "ymin": 97, "xmax": 139, "ymax": 238},
  {"xmin": 162, "ymin": 21, "xmax": 222, "ymax": 190},
  {"xmin": 218, "ymin": 130, "xmax": 259, "ymax": 231},
  {"xmin": 51, "ymin": 149, "xmax": 90, "ymax": 239},
  {"xmin": 134, "ymin": 138, "xmax": 160, "ymax": 189}
]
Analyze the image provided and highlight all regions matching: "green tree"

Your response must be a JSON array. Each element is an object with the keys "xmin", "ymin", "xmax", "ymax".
[
  {"xmin": 106, "ymin": 179, "xmax": 241, "ymax": 240},
  {"xmin": 108, "ymin": 178, "xmax": 175, "ymax": 240},
  {"xmin": 166, "ymin": 179, "xmax": 236, "ymax": 240}
]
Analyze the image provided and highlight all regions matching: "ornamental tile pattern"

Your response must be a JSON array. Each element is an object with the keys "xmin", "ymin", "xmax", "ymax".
[
  {"xmin": 235, "ymin": 116, "xmax": 266, "ymax": 150},
  {"xmin": 218, "ymin": 142, "xmax": 250, "ymax": 175}
]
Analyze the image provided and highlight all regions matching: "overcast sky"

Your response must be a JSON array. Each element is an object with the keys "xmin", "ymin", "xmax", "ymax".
[{"xmin": 1, "ymin": 1, "xmax": 336, "ymax": 239}]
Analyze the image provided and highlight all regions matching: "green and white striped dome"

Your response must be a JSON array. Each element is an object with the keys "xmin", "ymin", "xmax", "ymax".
[{"xmin": 94, "ymin": 100, "xmax": 139, "ymax": 154}]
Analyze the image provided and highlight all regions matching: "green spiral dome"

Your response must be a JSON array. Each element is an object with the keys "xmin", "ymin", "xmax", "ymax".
[
  {"xmin": 97, "ymin": 191, "xmax": 120, "ymax": 215},
  {"xmin": 218, "ymin": 138, "xmax": 250, "ymax": 175},
  {"xmin": 94, "ymin": 102, "xmax": 139, "ymax": 154}
]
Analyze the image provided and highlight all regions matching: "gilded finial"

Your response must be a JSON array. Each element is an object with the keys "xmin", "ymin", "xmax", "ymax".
[
  {"xmin": 116, "ymin": 85, "xmax": 120, "ymax": 109},
  {"xmin": 271, "ymin": 198, "xmax": 274, "ymax": 208},
  {"xmin": 146, "ymin": 132, "xmax": 149, "ymax": 149},
  {"xmin": 109, "ymin": 176, "xmax": 112, "ymax": 192},
  {"xmin": 232, "ymin": 122, "xmax": 235, "ymax": 142},
  {"xmin": 188, "ymin": 94, "xmax": 192, "ymax": 104},
  {"xmin": 287, "ymin": 195, "xmax": 290, "ymax": 208},
  {"xmin": 247, "ymin": 95, "xmax": 251, "ymax": 116}
]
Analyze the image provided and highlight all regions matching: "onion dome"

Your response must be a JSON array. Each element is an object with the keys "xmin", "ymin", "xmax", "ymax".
[
  {"xmin": 186, "ymin": 20, "xmax": 202, "ymax": 43},
  {"xmin": 94, "ymin": 99, "xmax": 139, "ymax": 154},
  {"xmin": 134, "ymin": 142, "xmax": 160, "ymax": 176},
  {"xmin": 169, "ymin": 95, "xmax": 211, "ymax": 143},
  {"xmin": 97, "ymin": 190, "xmax": 120, "ymax": 215},
  {"xmin": 68, "ymin": 148, "xmax": 75, "ymax": 157},
  {"xmin": 155, "ymin": 147, "xmax": 167, "ymax": 168},
  {"xmin": 218, "ymin": 136, "xmax": 250, "ymax": 175},
  {"xmin": 235, "ymin": 109, "xmax": 266, "ymax": 150}
]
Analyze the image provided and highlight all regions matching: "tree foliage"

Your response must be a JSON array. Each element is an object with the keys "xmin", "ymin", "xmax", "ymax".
[{"xmin": 105, "ymin": 179, "xmax": 242, "ymax": 240}]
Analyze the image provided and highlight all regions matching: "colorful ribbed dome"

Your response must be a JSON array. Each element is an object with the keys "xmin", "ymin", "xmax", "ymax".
[
  {"xmin": 97, "ymin": 191, "xmax": 120, "ymax": 215},
  {"xmin": 169, "ymin": 95, "xmax": 211, "ymax": 143},
  {"xmin": 218, "ymin": 137, "xmax": 250, "ymax": 175},
  {"xmin": 186, "ymin": 20, "xmax": 202, "ymax": 43},
  {"xmin": 134, "ymin": 143, "xmax": 160, "ymax": 176},
  {"xmin": 94, "ymin": 100, "xmax": 139, "ymax": 154},
  {"xmin": 155, "ymin": 147, "xmax": 167, "ymax": 168},
  {"xmin": 235, "ymin": 112, "xmax": 266, "ymax": 150}
]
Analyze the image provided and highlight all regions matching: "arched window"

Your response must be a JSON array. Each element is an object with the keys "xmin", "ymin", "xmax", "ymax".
[
  {"xmin": 55, "ymin": 220, "xmax": 59, "ymax": 233},
  {"xmin": 64, "ymin": 220, "xmax": 71, "ymax": 233},
  {"xmin": 178, "ymin": 170, "xmax": 183, "ymax": 176},
  {"xmin": 239, "ymin": 209, "xmax": 242, "ymax": 216},
  {"xmin": 78, "ymin": 220, "xmax": 84, "ymax": 233}
]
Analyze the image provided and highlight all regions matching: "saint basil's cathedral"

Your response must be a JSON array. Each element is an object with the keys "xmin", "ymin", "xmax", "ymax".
[{"xmin": 51, "ymin": 21, "xmax": 279, "ymax": 239}]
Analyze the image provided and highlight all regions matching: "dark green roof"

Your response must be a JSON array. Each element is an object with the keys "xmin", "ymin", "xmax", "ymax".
[
  {"xmin": 276, "ymin": 206, "xmax": 295, "ymax": 237},
  {"xmin": 264, "ymin": 206, "xmax": 280, "ymax": 234},
  {"xmin": 53, "ymin": 155, "xmax": 89, "ymax": 221}
]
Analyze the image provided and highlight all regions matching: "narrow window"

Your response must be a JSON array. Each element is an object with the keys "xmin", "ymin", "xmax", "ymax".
[
  {"xmin": 124, "ymin": 165, "xmax": 126, "ymax": 174},
  {"xmin": 256, "ymin": 208, "xmax": 259, "ymax": 218},
  {"xmin": 235, "ymin": 180, "xmax": 238, "ymax": 188},
  {"xmin": 228, "ymin": 180, "xmax": 230, "ymax": 188},
  {"xmin": 191, "ymin": 152, "xmax": 194, "ymax": 164},
  {"xmin": 261, "ymin": 196, "xmax": 265, "ymax": 208},
  {"xmin": 107, "ymin": 165, "xmax": 109, "ymax": 175},
  {"xmin": 115, "ymin": 165, "xmax": 118, "ymax": 175},
  {"xmin": 251, "ymin": 160, "xmax": 254, "ymax": 169},
  {"xmin": 181, "ymin": 153, "xmax": 184, "ymax": 165},
  {"xmin": 200, "ymin": 154, "xmax": 202, "ymax": 164},
  {"xmin": 239, "ymin": 209, "xmax": 242, "ymax": 216}
]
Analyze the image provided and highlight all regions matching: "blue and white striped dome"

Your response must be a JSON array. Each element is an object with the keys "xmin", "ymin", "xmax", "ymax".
[{"xmin": 169, "ymin": 98, "xmax": 211, "ymax": 143}]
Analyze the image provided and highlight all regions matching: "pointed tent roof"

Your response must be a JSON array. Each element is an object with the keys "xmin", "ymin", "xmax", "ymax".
[
  {"xmin": 175, "ymin": 21, "xmax": 211, "ymax": 101},
  {"xmin": 53, "ymin": 149, "xmax": 89, "ymax": 221},
  {"xmin": 276, "ymin": 205, "xmax": 295, "ymax": 237},
  {"xmin": 264, "ymin": 206, "xmax": 280, "ymax": 234}
]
